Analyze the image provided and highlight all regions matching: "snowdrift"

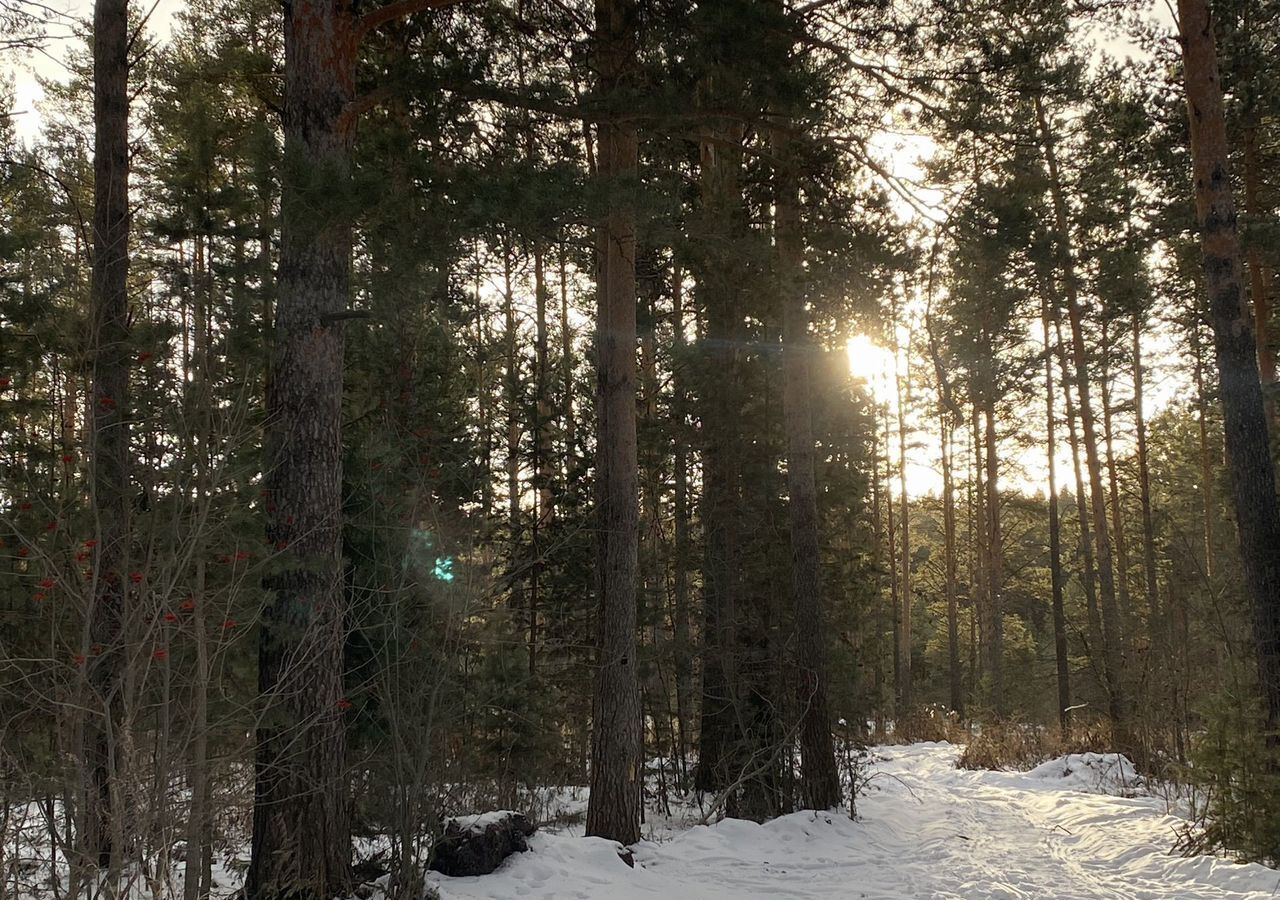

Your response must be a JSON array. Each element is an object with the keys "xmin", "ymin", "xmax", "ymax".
[{"xmin": 1023, "ymin": 751, "xmax": 1144, "ymax": 795}]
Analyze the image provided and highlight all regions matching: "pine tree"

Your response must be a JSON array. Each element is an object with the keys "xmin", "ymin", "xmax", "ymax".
[
  {"xmin": 85, "ymin": 0, "xmax": 131, "ymax": 871},
  {"xmin": 250, "ymin": 1, "xmax": 464, "ymax": 896},
  {"xmin": 585, "ymin": 0, "xmax": 642, "ymax": 846},
  {"xmin": 1177, "ymin": 0, "xmax": 1280, "ymax": 740}
]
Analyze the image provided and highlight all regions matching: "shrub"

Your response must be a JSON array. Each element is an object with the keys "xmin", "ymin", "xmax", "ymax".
[
  {"xmin": 957, "ymin": 719, "xmax": 1113, "ymax": 771},
  {"xmin": 1181, "ymin": 695, "xmax": 1280, "ymax": 864},
  {"xmin": 894, "ymin": 704, "xmax": 966, "ymax": 745}
]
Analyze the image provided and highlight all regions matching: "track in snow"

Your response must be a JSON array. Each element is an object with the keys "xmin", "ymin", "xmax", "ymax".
[{"xmin": 428, "ymin": 742, "xmax": 1280, "ymax": 900}]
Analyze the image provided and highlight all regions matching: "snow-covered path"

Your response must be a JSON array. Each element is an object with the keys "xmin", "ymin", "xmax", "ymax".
[{"xmin": 427, "ymin": 743, "xmax": 1280, "ymax": 900}]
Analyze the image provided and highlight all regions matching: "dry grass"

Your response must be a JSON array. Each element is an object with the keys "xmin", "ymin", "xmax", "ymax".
[
  {"xmin": 957, "ymin": 719, "xmax": 1114, "ymax": 771},
  {"xmin": 892, "ymin": 705, "xmax": 969, "ymax": 745}
]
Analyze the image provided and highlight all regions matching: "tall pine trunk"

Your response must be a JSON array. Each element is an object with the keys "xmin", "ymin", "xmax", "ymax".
[
  {"xmin": 1242, "ymin": 127, "xmax": 1276, "ymax": 403},
  {"xmin": 895, "ymin": 326, "xmax": 912, "ymax": 712},
  {"xmin": 870, "ymin": 418, "xmax": 886, "ymax": 729},
  {"xmin": 927, "ymin": 324, "xmax": 964, "ymax": 720},
  {"xmin": 886, "ymin": 401, "xmax": 901, "ymax": 711},
  {"xmin": 1035, "ymin": 94, "xmax": 1128, "ymax": 741},
  {"xmin": 983, "ymin": 400, "xmax": 1004, "ymax": 717},
  {"xmin": 1178, "ymin": 0, "xmax": 1280, "ymax": 733},
  {"xmin": 1042, "ymin": 294, "xmax": 1071, "ymax": 732},
  {"xmin": 1132, "ymin": 320, "xmax": 1163, "ymax": 654},
  {"xmin": 941, "ymin": 422, "xmax": 962, "ymax": 719},
  {"xmin": 586, "ymin": 0, "xmax": 642, "ymax": 845},
  {"xmin": 1132, "ymin": 318, "xmax": 1170, "ymax": 746},
  {"xmin": 475, "ymin": 248, "xmax": 495, "ymax": 519},
  {"xmin": 184, "ymin": 239, "xmax": 214, "ymax": 900},
  {"xmin": 502, "ymin": 244, "xmax": 526, "ymax": 644},
  {"xmin": 970, "ymin": 399, "xmax": 985, "ymax": 693},
  {"xmin": 1100, "ymin": 334, "xmax": 1134, "ymax": 643},
  {"xmin": 560, "ymin": 244, "xmax": 577, "ymax": 462},
  {"xmin": 776, "ymin": 128, "xmax": 839, "ymax": 810},
  {"xmin": 1053, "ymin": 313, "xmax": 1105, "ymax": 684},
  {"xmin": 671, "ymin": 265, "xmax": 693, "ymax": 780},
  {"xmin": 692, "ymin": 112, "xmax": 747, "ymax": 795},
  {"xmin": 250, "ymin": 0, "xmax": 357, "ymax": 894},
  {"xmin": 531, "ymin": 245, "xmax": 553, "ymax": 675},
  {"xmin": 86, "ymin": 0, "xmax": 130, "ymax": 871},
  {"xmin": 1191, "ymin": 320, "xmax": 1216, "ymax": 576}
]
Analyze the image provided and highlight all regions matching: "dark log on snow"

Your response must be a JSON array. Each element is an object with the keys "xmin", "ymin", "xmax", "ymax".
[{"xmin": 429, "ymin": 812, "xmax": 536, "ymax": 877}]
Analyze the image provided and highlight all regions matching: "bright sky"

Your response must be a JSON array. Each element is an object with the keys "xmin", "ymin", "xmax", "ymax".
[{"xmin": 5, "ymin": 0, "xmax": 185, "ymax": 143}]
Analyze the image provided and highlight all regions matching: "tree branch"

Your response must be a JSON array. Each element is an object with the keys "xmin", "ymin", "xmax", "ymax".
[
  {"xmin": 354, "ymin": 0, "xmax": 468, "ymax": 45},
  {"xmin": 337, "ymin": 85, "xmax": 393, "ymax": 135},
  {"xmin": 0, "ymin": 156, "xmax": 91, "ymax": 264}
]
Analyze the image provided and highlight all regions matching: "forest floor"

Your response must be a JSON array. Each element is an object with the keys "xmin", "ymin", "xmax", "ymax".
[{"xmin": 426, "ymin": 742, "xmax": 1280, "ymax": 900}]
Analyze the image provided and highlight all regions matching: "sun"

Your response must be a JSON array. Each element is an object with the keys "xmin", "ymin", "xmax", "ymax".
[{"xmin": 846, "ymin": 334, "xmax": 896, "ymax": 394}]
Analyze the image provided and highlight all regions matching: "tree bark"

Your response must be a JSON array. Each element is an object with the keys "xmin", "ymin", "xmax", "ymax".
[
  {"xmin": 941, "ymin": 422, "xmax": 962, "ymax": 719},
  {"xmin": 560, "ymin": 243, "xmax": 577, "ymax": 461},
  {"xmin": 970, "ymin": 399, "xmax": 985, "ymax": 692},
  {"xmin": 1178, "ymin": 0, "xmax": 1280, "ymax": 732},
  {"xmin": 886, "ymin": 400, "xmax": 901, "ymax": 712},
  {"xmin": 1099, "ymin": 331, "xmax": 1134, "ymax": 643},
  {"xmin": 249, "ymin": 1, "xmax": 357, "ymax": 895},
  {"xmin": 184, "ymin": 235, "xmax": 215, "ymax": 900},
  {"xmin": 86, "ymin": 0, "xmax": 130, "ymax": 873},
  {"xmin": 586, "ymin": 0, "xmax": 642, "ymax": 845},
  {"xmin": 870, "ymin": 415, "xmax": 887, "ymax": 730},
  {"xmin": 475, "ymin": 248, "xmax": 495, "ymax": 520},
  {"xmin": 502, "ymin": 243, "xmax": 526, "ymax": 653},
  {"xmin": 638, "ymin": 253, "xmax": 663, "ymax": 667}
]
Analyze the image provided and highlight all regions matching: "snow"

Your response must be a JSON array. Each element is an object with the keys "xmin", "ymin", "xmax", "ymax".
[
  {"xmin": 448, "ymin": 810, "xmax": 526, "ymax": 834},
  {"xmin": 426, "ymin": 742, "xmax": 1280, "ymax": 900},
  {"xmin": 1023, "ymin": 751, "xmax": 1144, "ymax": 795}
]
